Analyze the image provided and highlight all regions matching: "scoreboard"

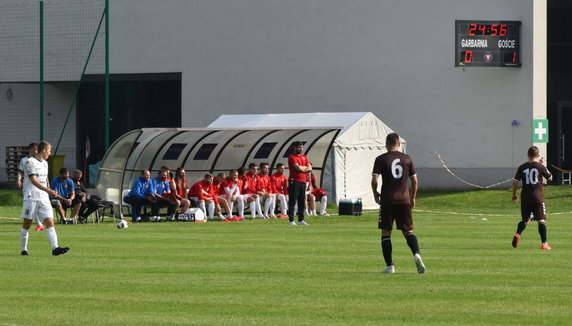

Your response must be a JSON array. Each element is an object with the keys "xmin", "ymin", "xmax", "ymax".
[{"xmin": 455, "ymin": 20, "xmax": 521, "ymax": 67}]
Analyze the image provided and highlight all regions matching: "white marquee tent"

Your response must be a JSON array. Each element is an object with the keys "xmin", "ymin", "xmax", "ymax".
[{"xmin": 208, "ymin": 112, "xmax": 404, "ymax": 209}]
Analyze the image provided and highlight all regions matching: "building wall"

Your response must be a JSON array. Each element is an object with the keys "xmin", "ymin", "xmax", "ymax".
[
  {"xmin": 107, "ymin": 0, "xmax": 538, "ymax": 188},
  {"xmin": 0, "ymin": 0, "xmax": 103, "ymax": 182},
  {"xmin": 0, "ymin": 83, "xmax": 77, "ymax": 180},
  {"xmin": 1, "ymin": 1, "xmax": 542, "ymax": 187}
]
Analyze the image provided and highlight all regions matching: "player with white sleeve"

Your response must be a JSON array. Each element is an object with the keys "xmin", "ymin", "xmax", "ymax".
[
  {"xmin": 20, "ymin": 141, "xmax": 69, "ymax": 256},
  {"xmin": 17, "ymin": 142, "xmax": 45, "ymax": 231}
]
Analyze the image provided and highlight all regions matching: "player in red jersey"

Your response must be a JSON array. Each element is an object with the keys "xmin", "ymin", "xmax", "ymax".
[
  {"xmin": 287, "ymin": 141, "xmax": 312, "ymax": 225},
  {"xmin": 305, "ymin": 171, "xmax": 329, "ymax": 216},
  {"xmin": 257, "ymin": 162, "xmax": 276, "ymax": 218},
  {"xmin": 242, "ymin": 163, "xmax": 264, "ymax": 219},
  {"xmin": 188, "ymin": 173, "xmax": 218, "ymax": 221},
  {"xmin": 212, "ymin": 172, "xmax": 231, "ymax": 221},
  {"xmin": 271, "ymin": 163, "xmax": 288, "ymax": 218},
  {"xmin": 371, "ymin": 133, "xmax": 425, "ymax": 274},
  {"xmin": 220, "ymin": 169, "xmax": 245, "ymax": 221},
  {"xmin": 511, "ymin": 146, "xmax": 553, "ymax": 249}
]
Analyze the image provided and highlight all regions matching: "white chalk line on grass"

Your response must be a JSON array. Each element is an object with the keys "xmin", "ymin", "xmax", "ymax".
[
  {"xmin": 415, "ymin": 209, "xmax": 572, "ymax": 217},
  {"xmin": 0, "ymin": 216, "xmax": 20, "ymax": 221}
]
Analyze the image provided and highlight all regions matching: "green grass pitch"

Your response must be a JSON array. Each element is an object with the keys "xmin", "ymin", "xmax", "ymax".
[{"xmin": 0, "ymin": 188, "xmax": 571, "ymax": 325}]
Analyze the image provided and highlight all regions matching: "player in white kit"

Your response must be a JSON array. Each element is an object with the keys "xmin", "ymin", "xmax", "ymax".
[
  {"xmin": 20, "ymin": 141, "xmax": 69, "ymax": 256},
  {"xmin": 17, "ymin": 143, "xmax": 45, "ymax": 231}
]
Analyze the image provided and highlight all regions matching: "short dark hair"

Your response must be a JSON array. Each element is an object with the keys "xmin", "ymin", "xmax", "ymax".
[
  {"xmin": 248, "ymin": 162, "xmax": 258, "ymax": 169},
  {"xmin": 276, "ymin": 163, "xmax": 284, "ymax": 168},
  {"xmin": 28, "ymin": 142, "xmax": 38, "ymax": 149},
  {"xmin": 38, "ymin": 141, "xmax": 51, "ymax": 152},
  {"xmin": 59, "ymin": 167, "xmax": 69, "ymax": 174},
  {"xmin": 386, "ymin": 133, "xmax": 400, "ymax": 148},
  {"xmin": 292, "ymin": 141, "xmax": 303, "ymax": 147},
  {"xmin": 204, "ymin": 173, "xmax": 213, "ymax": 179},
  {"xmin": 527, "ymin": 146, "xmax": 540, "ymax": 158},
  {"xmin": 260, "ymin": 162, "xmax": 269, "ymax": 169}
]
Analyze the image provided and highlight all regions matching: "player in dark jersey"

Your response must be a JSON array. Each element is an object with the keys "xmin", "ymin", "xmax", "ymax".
[
  {"xmin": 371, "ymin": 133, "xmax": 425, "ymax": 274},
  {"xmin": 511, "ymin": 146, "xmax": 553, "ymax": 249}
]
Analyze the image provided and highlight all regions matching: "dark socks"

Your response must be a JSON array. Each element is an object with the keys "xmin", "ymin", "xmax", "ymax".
[
  {"xmin": 405, "ymin": 232, "xmax": 420, "ymax": 255},
  {"xmin": 516, "ymin": 221, "xmax": 527, "ymax": 235},
  {"xmin": 538, "ymin": 222, "xmax": 547, "ymax": 243},
  {"xmin": 381, "ymin": 236, "xmax": 393, "ymax": 266}
]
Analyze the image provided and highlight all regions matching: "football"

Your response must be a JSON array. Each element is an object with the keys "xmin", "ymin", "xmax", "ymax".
[{"xmin": 116, "ymin": 220, "xmax": 129, "ymax": 229}]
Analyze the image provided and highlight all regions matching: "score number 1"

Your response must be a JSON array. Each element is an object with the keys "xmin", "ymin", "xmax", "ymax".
[{"xmin": 460, "ymin": 50, "xmax": 518, "ymax": 63}]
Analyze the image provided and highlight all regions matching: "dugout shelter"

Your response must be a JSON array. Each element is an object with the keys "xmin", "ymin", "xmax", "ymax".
[
  {"xmin": 96, "ymin": 127, "xmax": 340, "ymax": 214},
  {"xmin": 208, "ymin": 112, "xmax": 404, "ymax": 209}
]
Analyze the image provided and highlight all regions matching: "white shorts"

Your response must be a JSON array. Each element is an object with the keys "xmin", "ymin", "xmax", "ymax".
[{"xmin": 21, "ymin": 200, "xmax": 54, "ymax": 220}]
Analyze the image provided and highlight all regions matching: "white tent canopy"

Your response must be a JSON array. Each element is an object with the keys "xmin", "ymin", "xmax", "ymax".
[{"xmin": 209, "ymin": 112, "xmax": 404, "ymax": 209}]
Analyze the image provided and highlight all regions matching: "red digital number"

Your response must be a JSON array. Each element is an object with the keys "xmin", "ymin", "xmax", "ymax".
[
  {"xmin": 468, "ymin": 24, "xmax": 477, "ymax": 35},
  {"xmin": 512, "ymin": 51, "xmax": 517, "ymax": 63},
  {"xmin": 500, "ymin": 24, "xmax": 508, "ymax": 36},
  {"xmin": 478, "ymin": 24, "xmax": 486, "ymax": 35},
  {"xmin": 491, "ymin": 25, "xmax": 499, "ymax": 36},
  {"xmin": 464, "ymin": 51, "xmax": 473, "ymax": 63}
]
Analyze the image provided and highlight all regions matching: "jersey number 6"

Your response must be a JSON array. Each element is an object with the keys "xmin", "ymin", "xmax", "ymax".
[{"xmin": 391, "ymin": 159, "xmax": 403, "ymax": 179}]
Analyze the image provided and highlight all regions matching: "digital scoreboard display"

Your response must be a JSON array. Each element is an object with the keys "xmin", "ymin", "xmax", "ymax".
[{"xmin": 455, "ymin": 20, "xmax": 521, "ymax": 67}]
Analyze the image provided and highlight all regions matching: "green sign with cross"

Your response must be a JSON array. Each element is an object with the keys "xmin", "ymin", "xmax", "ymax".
[{"xmin": 532, "ymin": 119, "xmax": 548, "ymax": 143}]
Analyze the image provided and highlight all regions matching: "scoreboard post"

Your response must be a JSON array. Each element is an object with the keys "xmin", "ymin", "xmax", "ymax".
[{"xmin": 455, "ymin": 20, "xmax": 521, "ymax": 67}]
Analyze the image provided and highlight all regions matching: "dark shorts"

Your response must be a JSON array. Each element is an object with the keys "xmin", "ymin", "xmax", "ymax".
[
  {"xmin": 51, "ymin": 198, "xmax": 72, "ymax": 209},
  {"xmin": 378, "ymin": 203, "xmax": 413, "ymax": 232},
  {"xmin": 521, "ymin": 202, "xmax": 546, "ymax": 222}
]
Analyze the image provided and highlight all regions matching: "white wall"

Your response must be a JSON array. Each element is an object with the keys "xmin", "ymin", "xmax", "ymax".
[{"xmin": 107, "ymin": 0, "xmax": 538, "ymax": 188}]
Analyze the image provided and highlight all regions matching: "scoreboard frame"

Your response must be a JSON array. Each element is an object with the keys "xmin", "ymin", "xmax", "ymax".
[{"xmin": 455, "ymin": 20, "xmax": 521, "ymax": 68}]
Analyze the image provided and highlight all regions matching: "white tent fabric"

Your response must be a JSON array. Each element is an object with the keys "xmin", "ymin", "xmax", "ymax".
[{"xmin": 208, "ymin": 112, "xmax": 405, "ymax": 209}]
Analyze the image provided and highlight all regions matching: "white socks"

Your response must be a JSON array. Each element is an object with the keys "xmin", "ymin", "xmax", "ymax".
[
  {"xmin": 249, "ymin": 201, "xmax": 256, "ymax": 219},
  {"xmin": 46, "ymin": 227, "xmax": 59, "ymax": 250},
  {"xmin": 20, "ymin": 228, "xmax": 29, "ymax": 251},
  {"xmin": 264, "ymin": 197, "xmax": 273, "ymax": 216},
  {"xmin": 277, "ymin": 194, "xmax": 287, "ymax": 215},
  {"xmin": 207, "ymin": 202, "xmax": 215, "ymax": 219},
  {"xmin": 255, "ymin": 198, "xmax": 264, "ymax": 217},
  {"xmin": 320, "ymin": 196, "xmax": 328, "ymax": 215},
  {"xmin": 198, "ymin": 201, "xmax": 206, "ymax": 214},
  {"xmin": 34, "ymin": 216, "xmax": 44, "ymax": 227},
  {"xmin": 237, "ymin": 197, "xmax": 244, "ymax": 217}
]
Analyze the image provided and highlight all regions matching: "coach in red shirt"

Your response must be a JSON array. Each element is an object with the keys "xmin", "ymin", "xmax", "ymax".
[{"xmin": 287, "ymin": 141, "xmax": 312, "ymax": 225}]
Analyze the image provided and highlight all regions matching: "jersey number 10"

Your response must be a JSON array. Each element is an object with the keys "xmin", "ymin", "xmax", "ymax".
[{"xmin": 523, "ymin": 168, "xmax": 538, "ymax": 185}]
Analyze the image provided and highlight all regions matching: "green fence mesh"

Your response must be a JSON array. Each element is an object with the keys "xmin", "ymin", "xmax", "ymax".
[{"xmin": 0, "ymin": 0, "xmax": 106, "ymax": 182}]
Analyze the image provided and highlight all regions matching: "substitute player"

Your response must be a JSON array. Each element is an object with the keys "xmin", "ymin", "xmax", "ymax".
[
  {"xmin": 20, "ymin": 141, "xmax": 69, "ymax": 256},
  {"xmin": 371, "ymin": 133, "xmax": 425, "ymax": 274},
  {"xmin": 511, "ymin": 146, "xmax": 553, "ymax": 249}
]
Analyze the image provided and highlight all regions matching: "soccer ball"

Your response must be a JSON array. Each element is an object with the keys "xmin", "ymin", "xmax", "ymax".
[{"xmin": 117, "ymin": 220, "xmax": 129, "ymax": 229}]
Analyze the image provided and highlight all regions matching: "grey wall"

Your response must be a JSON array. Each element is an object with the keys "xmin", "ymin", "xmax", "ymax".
[
  {"xmin": 0, "ymin": 0, "xmax": 537, "ymax": 187},
  {"xmin": 109, "ymin": 0, "xmax": 536, "ymax": 188},
  {"xmin": 0, "ymin": 83, "xmax": 78, "ymax": 178}
]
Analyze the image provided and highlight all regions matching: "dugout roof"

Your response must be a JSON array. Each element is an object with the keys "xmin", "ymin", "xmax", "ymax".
[{"xmin": 96, "ymin": 127, "xmax": 341, "ymax": 209}]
